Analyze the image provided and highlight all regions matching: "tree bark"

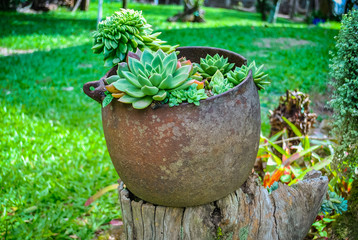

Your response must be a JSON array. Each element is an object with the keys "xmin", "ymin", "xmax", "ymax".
[
  {"xmin": 123, "ymin": 0, "xmax": 128, "ymax": 9},
  {"xmin": 167, "ymin": 0, "xmax": 205, "ymax": 22},
  {"xmin": 80, "ymin": 0, "xmax": 89, "ymax": 11},
  {"xmin": 118, "ymin": 170, "xmax": 328, "ymax": 240}
]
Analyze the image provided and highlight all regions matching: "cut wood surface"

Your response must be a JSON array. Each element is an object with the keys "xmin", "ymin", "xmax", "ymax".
[{"xmin": 118, "ymin": 170, "xmax": 328, "ymax": 240}]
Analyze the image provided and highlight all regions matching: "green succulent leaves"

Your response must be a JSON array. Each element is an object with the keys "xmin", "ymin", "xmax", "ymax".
[
  {"xmin": 92, "ymin": 9, "xmax": 177, "ymax": 67},
  {"xmin": 169, "ymin": 84, "xmax": 208, "ymax": 107},
  {"xmin": 107, "ymin": 49, "xmax": 193, "ymax": 109},
  {"xmin": 227, "ymin": 67, "xmax": 247, "ymax": 85},
  {"xmin": 197, "ymin": 54, "xmax": 235, "ymax": 79},
  {"xmin": 209, "ymin": 70, "xmax": 234, "ymax": 95}
]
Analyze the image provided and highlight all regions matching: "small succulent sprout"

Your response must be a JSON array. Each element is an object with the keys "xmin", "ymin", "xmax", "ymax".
[
  {"xmin": 168, "ymin": 84, "xmax": 208, "ymax": 107},
  {"xmin": 227, "ymin": 67, "xmax": 247, "ymax": 85},
  {"xmin": 106, "ymin": 49, "xmax": 193, "ymax": 109},
  {"xmin": 92, "ymin": 9, "xmax": 178, "ymax": 67},
  {"xmin": 209, "ymin": 70, "xmax": 234, "ymax": 95},
  {"xmin": 185, "ymin": 84, "xmax": 208, "ymax": 106},
  {"xmin": 197, "ymin": 54, "xmax": 235, "ymax": 79}
]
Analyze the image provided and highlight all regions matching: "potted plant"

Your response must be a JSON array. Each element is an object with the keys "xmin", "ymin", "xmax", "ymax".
[{"xmin": 83, "ymin": 9, "xmax": 269, "ymax": 207}]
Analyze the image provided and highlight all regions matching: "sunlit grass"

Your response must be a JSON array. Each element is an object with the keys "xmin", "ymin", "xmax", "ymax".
[{"xmin": 0, "ymin": 2, "xmax": 339, "ymax": 239}]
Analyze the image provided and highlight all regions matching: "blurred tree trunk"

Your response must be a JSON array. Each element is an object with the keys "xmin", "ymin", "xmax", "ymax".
[
  {"xmin": 123, "ymin": 0, "xmax": 128, "ymax": 8},
  {"xmin": 97, "ymin": 0, "xmax": 103, "ymax": 28},
  {"xmin": 268, "ymin": 0, "xmax": 281, "ymax": 23},
  {"xmin": 257, "ymin": 0, "xmax": 268, "ymax": 21},
  {"xmin": 320, "ymin": 0, "xmax": 333, "ymax": 19},
  {"xmin": 168, "ymin": 0, "xmax": 205, "ymax": 22},
  {"xmin": 80, "ymin": 0, "xmax": 89, "ymax": 10},
  {"xmin": 72, "ymin": 0, "xmax": 90, "ymax": 12},
  {"xmin": 289, "ymin": 0, "xmax": 297, "ymax": 19}
]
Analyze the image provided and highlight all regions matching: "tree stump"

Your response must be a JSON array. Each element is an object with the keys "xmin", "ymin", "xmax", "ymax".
[{"xmin": 118, "ymin": 170, "xmax": 327, "ymax": 240}]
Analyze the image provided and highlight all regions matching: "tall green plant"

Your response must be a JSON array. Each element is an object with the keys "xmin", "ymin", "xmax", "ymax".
[
  {"xmin": 329, "ymin": 10, "xmax": 358, "ymax": 173},
  {"xmin": 92, "ymin": 9, "xmax": 177, "ymax": 67}
]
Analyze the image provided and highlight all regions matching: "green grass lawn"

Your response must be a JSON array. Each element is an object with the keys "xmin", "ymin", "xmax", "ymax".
[{"xmin": 0, "ymin": 2, "xmax": 339, "ymax": 239}]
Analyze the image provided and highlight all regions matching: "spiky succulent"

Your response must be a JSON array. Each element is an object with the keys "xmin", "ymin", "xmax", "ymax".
[
  {"xmin": 209, "ymin": 70, "xmax": 234, "ymax": 95},
  {"xmin": 227, "ymin": 67, "xmax": 247, "ymax": 85},
  {"xmin": 234, "ymin": 61, "xmax": 270, "ymax": 90},
  {"xmin": 92, "ymin": 9, "xmax": 178, "ymax": 67},
  {"xmin": 104, "ymin": 49, "xmax": 195, "ymax": 109},
  {"xmin": 321, "ymin": 191, "xmax": 348, "ymax": 215},
  {"xmin": 197, "ymin": 54, "xmax": 235, "ymax": 79},
  {"xmin": 169, "ymin": 83, "xmax": 208, "ymax": 107}
]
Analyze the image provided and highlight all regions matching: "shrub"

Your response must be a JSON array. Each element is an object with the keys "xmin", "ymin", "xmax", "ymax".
[{"xmin": 329, "ymin": 10, "xmax": 358, "ymax": 173}]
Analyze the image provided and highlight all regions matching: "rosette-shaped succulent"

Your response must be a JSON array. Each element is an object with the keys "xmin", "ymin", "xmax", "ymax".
[
  {"xmin": 227, "ymin": 67, "xmax": 247, "ymax": 85},
  {"xmin": 168, "ymin": 83, "xmax": 208, "ymax": 107},
  {"xmin": 92, "ymin": 9, "xmax": 178, "ymax": 67},
  {"xmin": 209, "ymin": 70, "xmax": 234, "ymax": 95},
  {"xmin": 230, "ymin": 61, "xmax": 269, "ymax": 90},
  {"xmin": 107, "ymin": 49, "xmax": 195, "ymax": 109},
  {"xmin": 197, "ymin": 54, "xmax": 235, "ymax": 79}
]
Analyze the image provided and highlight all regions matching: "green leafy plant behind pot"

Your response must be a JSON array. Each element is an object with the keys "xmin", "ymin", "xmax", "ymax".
[
  {"xmin": 92, "ymin": 9, "xmax": 178, "ymax": 67},
  {"xmin": 104, "ymin": 49, "xmax": 195, "ymax": 109},
  {"xmin": 329, "ymin": 9, "xmax": 358, "ymax": 173}
]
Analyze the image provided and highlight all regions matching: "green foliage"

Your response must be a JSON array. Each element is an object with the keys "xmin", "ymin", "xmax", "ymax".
[
  {"xmin": 106, "ymin": 49, "xmax": 193, "ymax": 109},
  {"xmin": 227, "ymin": 67, "xmax": 247, "ymax": 85},
  {"xmin": 311, "ymin": 217, "xmax": 336, "ymax": 238},
  {"xmin": 209, "ymin": 70, "xmax": 234, "ymax": 95},
  {"xmin": 197, "ymin": 54, "xmax": 234, "ymax": 79},
  {"xmin": 258, "ymin": 120, "xmax": 333, "ymax": 188},
  {"xmin": 102, "ymin": 92, "xmax": 114, "ymax": 108},
  {"xmin": 321, "ymin": 191, "xmax": 348, "ymax": 215},
  {"xmin": 168, "ymin": 84, "xmax": 208, "ymax": 107},
  {"xmin": 92, "ymin": 9, "xmax": 177, "ymax": 67},
  {"xmin": 333, "ymin": 180, "xmax": 358, "ymax": 239},
  {"xmin": 329, "ymin": 10, "xmax": 358, "ymax": 173}
]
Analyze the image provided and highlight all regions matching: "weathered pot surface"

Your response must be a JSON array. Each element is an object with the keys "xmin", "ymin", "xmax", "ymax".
[{"xmin": 83, "ymin": 47, "xmax": 261, "ymax": 207}]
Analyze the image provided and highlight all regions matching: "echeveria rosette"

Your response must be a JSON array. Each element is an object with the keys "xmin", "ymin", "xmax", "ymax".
[
  {"xmin": 209, "ymin": 70, "xmax": 234, "ymax": 95},
  {"xmin": 107, "ymin": 49, "xmax": 194, "ymax": 109},
  {"xmin": 197, "ymin": 54, "xmax": 235, "ymax": 79},
  {"xmin": 227, "ymin": 67, "xmax": 247, "ymax": 85},
  {"xmin": 92, "ymin": 9, "xmax": 178, "ymax": 67}
]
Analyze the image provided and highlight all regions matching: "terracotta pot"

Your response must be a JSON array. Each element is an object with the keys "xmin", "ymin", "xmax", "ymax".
[{"xmin": 83, "ymin": 47, "xmax": 261, "ymax": 207}]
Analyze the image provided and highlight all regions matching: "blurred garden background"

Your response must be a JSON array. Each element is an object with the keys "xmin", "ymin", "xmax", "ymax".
[{"xmin": 1, "ymin": 0, "xmax": 357, "ymax": 239}]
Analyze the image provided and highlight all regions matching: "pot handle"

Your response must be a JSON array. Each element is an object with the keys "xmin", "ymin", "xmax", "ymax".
[{"xmin": 83, "ymin": 80, "xmax": 105, "ymax": 104}]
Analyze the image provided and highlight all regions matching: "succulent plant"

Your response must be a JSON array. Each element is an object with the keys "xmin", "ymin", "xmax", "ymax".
[
  {"xmin": 209, "ymin": 70, "xmax": 234, "ymax": 95},
  {"xmin": 227, "ymin": 67, "xmax": 247, "ymax": 85},
  {"xmin": 92, "ymin": 9, "xmax": 178, "ymax": 67},
  {"xmin": 197, "ymin": 54, "xmax": 235, "ymax": 79},
  {"xmin": 232, "ymin": 61, "xmax": 269, "ymax": 90},
  {"xmin": 105, "ymin": 49, "xmax": 195, "ymax": 109},
  {"xmin": 321, "ymin": 191, "xmax": 348, "ymax": 215},
  {"xmin": 168, "ymin": 83, "xmax": 208, "ymax": 107}
]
